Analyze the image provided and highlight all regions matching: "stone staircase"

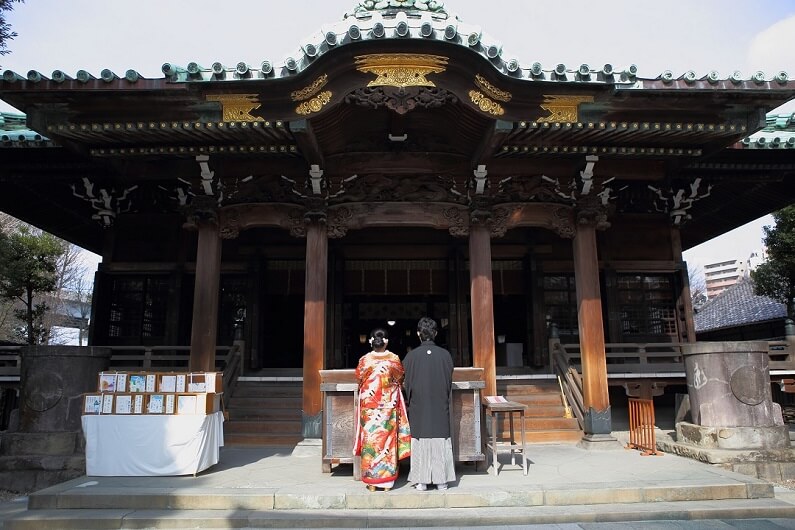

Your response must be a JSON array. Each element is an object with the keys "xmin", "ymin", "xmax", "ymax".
[
  {"xmin": 223, "ymin": 379, "xmax": 303, "ymax": 446},
  {"xmin": 496, "ymin": 379, "xmax": 582, "ymax": 443}
]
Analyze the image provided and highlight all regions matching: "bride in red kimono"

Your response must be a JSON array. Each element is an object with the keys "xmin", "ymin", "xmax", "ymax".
[{"xmin": 353, "ymin": 328, "xmax": 411, "ymax": 491}]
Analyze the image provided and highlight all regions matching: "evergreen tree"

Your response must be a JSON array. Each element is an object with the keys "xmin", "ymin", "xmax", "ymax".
[
  {"xmin": 0, "ymin": 226, "xmax": 65, "ymax": 344},
  {"xmin": 752, "ymin": 205, "xmax": 795, "ymax": 318}
]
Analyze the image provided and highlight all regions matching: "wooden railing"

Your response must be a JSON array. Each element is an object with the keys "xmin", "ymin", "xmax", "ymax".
[
  {"xmin": 0, "ymin": 346, "xmax": 22, "ymax": 382},
  {"xmin": 550, "ymin": 340, "xmax": 685, "ymax": 374},
  {"xmin": 0, "ymin": 344, "xmax": 237, "ymax": 384},
  {"xmin": 549, "ymin": 338, "xmax": 795, "ymax": 374},
  {"xmin": 767, "ymin": 340, "xmax": 794, "ymax": 370},
  {"xmin": 551, "ymin": 343, "xmax": 585, "ymax": 431},
  {"xmin": 626, "ymin": 398, "xmax": 662, "ymax": 456},
  {"xmin": 222, "ymin": 341, "xmax": 244, "ymax": 399},
  {"xmin": 105, "ymin": 345, "xmax": 231, "ymax": 371}
]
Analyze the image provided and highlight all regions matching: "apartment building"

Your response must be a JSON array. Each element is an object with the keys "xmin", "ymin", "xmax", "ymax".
[{"xmin": 704, "ymin": 256, "xmax": 756, "ymax": 299}]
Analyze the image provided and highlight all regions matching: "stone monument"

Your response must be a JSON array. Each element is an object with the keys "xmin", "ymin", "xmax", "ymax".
[
  {"xmin": 0, "ymin": 346, "xmax": 111, "ymax": 493},
  {"xmin": 660, "ymin": 341, "xmax": 795, "ymax": 481}
]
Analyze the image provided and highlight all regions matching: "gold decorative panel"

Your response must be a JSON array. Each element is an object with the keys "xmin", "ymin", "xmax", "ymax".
[
  {"xmin": 296, "ymin": 91, "xmax": 333, "ymax": 115},
  {"xmin": 469, "ymin": 90, "xmax": 504, "ymax": 116},
  {"xmin": 206, "ymin": 94, "xmax": 264, "ymax": 122},
  {"xmin": 291, "ymin": 74, "xmax": 328, "ymax": 102},
  {"xmin": 474, "ymin": 74, "xmax": 512, "ymax": 102},
  {"xmin": 537, "ymin": 95, "xmax": 594, "ymax": 123},
  {"xmin": 355, "ymin": 54, "xmax": 448, "ymax": 88}
]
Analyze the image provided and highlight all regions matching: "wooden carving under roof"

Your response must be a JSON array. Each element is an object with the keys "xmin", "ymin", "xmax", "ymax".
[{"xmin": 0, "ymin": 1, "xmax": 794, "ymax": 251}]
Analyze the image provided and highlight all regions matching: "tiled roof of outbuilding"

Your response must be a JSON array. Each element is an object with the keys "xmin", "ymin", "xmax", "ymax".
[
  {"xmin": 694, "ymin": 277, "xmax": 787, "ymax": 332},
  {"xmin": 739, "ymin": 112, "xmax": 795, "ymax": 150},
  {"xmin": 0, "ymin": 111, "xmax": 53, "ymax": 147}
]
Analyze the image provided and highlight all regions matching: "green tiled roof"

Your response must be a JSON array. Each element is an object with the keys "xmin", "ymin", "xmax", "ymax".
[
  {"xmin": 0, "ymin": 111, "xmax": 53, "ymax": 147},
  {"xmin": 2, "ymin": 6, "xmax": 792, "ymax": 90},
  {"xmin": 353, "ymin": 0, "xmax": 448, "ymax": 16},
  {"xmin": 740, "ymin": 112, "xmax": 795, "ymax": 149}
]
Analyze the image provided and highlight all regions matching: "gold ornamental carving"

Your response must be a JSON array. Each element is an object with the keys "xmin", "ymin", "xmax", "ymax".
[
  {"xmin": 474, "ymin": 74, "xmax": 512, "ymax": 102},
  {"xmin": 290, "ymin": 74, "xmax": 329, "ymax": 102},
  {"xmin": 537, "ymin": 95, "xmax": 594, "ymax": 123},
  {"xmin": 469, "ymin": 90, "xmax": 504, "ymax": 116},
  {"xmin": 295, "ymin": 91, "xmax": 332, "ymax": 115},
  {"xmin": 206, "ymin": 94, "xmax": 265, "ymax": 122},
  {"xmin": 355, "ymin": 54, "xmax": 448, "ymax": 88}
]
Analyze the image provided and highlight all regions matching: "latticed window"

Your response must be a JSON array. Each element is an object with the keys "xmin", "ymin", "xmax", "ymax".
[
  {"xmin": 617, "ymin": 274, "xmax": 677, "ymax": 338},
  {"xmin": 542, "ymin": 275, "xmax": 578, "ymax": 338},
  {"xmin": 107, "ymin": 276, "xmax": 169, "ymax": 341}
]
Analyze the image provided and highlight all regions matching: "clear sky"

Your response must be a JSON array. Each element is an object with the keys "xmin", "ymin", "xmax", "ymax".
[{"xmin": 1, "ymin": 0, "xmax": 794, "ymax": 276}]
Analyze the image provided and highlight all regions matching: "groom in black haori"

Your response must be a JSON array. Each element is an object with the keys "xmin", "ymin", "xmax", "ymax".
[{"xmin": 402, "ymin": 316, "xmax": 456, "ymax": 491}]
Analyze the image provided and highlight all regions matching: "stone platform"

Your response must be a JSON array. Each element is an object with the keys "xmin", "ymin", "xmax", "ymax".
[{"xmin": 2, "ymin": 442, "xmax": 795, "ymax": 528}]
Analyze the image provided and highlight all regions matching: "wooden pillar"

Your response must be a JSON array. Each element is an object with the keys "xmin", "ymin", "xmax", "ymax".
[
  {"xmin": 189, "ymin": 220, "xmax": 221, "ymax": 372},
  {"xmin": 527, "ymin": 255, "xmax": 546, "ymax": 368},
  {"xmin": 302, "ymin": 220, "xmax": 327, "ymax": 439},
  {"xmin": 572, "ymin": 221, "xmax": 613, "ymax": 440},
  {"xmin": 671, "ymin": 227, "xmax": 697, "ymax": 343},
  {"xmin": 469, "ymin": 223, "xmax": 497, "ymax": 397}
]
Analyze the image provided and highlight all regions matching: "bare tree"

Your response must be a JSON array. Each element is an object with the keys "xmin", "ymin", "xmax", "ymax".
[
  {"xmin": 687, "ymin": 263, "xmax": 707, "ymax": 307},
  {"xmin": 44, "ymin": 243, "xmax": 90, "ymax": 345}
]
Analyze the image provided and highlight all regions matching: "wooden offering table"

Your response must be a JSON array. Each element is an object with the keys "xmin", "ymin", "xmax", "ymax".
[{"xmin": 320, "ymin": 367, "xmax": 485, "ymax": 474}]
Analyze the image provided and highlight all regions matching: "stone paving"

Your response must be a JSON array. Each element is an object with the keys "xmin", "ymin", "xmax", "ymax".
[{"xmin": 1, "ymin": 440, "xmax": 795, "ymax": 528}]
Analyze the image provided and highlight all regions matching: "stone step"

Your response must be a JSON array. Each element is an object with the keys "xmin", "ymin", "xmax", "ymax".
[
  {"xmin": 6, "ymin": 500, "xmax": 795, "ymax": 530},
  {"xmin": 21, "ymin": 478, "xmax": 776, "ymax": 512}
]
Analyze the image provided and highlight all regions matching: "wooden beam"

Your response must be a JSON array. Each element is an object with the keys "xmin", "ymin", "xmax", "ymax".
[
  {"xmin": 471, "ymin": 119, "xmax": 513, "ymax": 167},
  {"xmin": 189, "ymin": 221, "xmax": 221, "ymax": 372},
  {"xmin": 672, "ymin": 227, "xmax": 697, "ymax": 343},
  {"xmin": 469, "ymin": 222, "xmax": 497, "ymax": 398},
  {"xmin": 302, "ymin": 220, "xmax": 328, "ymax": 438},
  {"xmin": 572, "ymin": 221, "xmax": 610, "ymax": 435},
  {"xmin": 289, "ymin": 119, "xmax": 324, "ymax": 167}
]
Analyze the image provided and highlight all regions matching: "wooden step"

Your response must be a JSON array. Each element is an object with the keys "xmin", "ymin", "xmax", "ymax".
[
  {"xmin": 501, "ymin": 394, "xmax": 565, "ymax": 407},
  {"xmin": 523, "ymin": 430, "xmax": 583, "ymax": 444},
  {"xmin": 227, "ymin": 396, "xmax": 302, "ymax": 409},
  {"xmin": 224, "ymin": 420, "xmax": 301, "ymax": 434},
  {"xmin": 224, "ymin": 433, "xmax": 304, "ymax": 446},
  {"xmin": 521, "ymin": 405, "xmax": 567, "ymax": 417},
  {"xmin": 491, "ymin": 416, "xmax": 578, "ymax": 432},
  {"xmin": 232, "ymin": 384, "xmax": 302, "ymax": 398},
  {"xmin": 497, "ymin": 382, "xmax": 559, "ymax": 394},
  {"xmin": 226, "ymin": 407, "xmax": 301, "ymax": 421}
]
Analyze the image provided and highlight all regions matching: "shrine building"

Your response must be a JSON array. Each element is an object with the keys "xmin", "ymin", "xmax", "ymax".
[{"xmin": 1, "ymin": 1, "xmax": 795, "ymax": 444}]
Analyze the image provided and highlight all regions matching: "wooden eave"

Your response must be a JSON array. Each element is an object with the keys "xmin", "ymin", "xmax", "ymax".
[{"xmin": 1, "ymin": 24, "xmax": 794, "ymax": 252}]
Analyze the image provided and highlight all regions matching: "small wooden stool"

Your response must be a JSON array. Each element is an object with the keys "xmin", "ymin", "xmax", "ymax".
[{"xmin": 484, "ymin": 401, "xmax": 528, "ymax": 476}]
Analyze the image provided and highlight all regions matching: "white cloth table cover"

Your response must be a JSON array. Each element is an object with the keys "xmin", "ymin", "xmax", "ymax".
[{"xmin": 81, "ymin": 411, "xmax": 224, "ymax": 476}]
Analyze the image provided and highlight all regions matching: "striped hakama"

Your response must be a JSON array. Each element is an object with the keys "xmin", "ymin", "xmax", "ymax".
[{"xmin": 407, "ymin": 437, "xmax": 456, "ymax": 486}]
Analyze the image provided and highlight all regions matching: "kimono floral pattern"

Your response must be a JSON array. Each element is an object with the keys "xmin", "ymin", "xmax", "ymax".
[{"xmin": 353, "ymin": 351, "xmax": 411, "ymax": 486}]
